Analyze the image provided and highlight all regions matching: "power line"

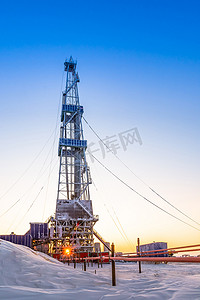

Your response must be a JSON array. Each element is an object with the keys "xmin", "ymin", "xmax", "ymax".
[
  {"xmin": 111, "ymin": 206, "xmax": 135, "ymax": 249},
  {"xmin": 0, "ymin": 71, "xmax": 63, "ymax": 221},
  {"xmin": 1, "ymin": 157, "xmax": 58, "ymax": 235},
  {"xmin": 104, "ymin": 203, "xmax": 132, "ymax": 248},
  {"xmin": 5, "ymin": 158, "xmax": 58, "ymax": 234},
  {"xmin": 42, "ymin": 70, "xmax": 64, "ymax": 220},
  {"xmin": 91, "ymin": 163, "xmax": 134, "ymax": 249},
  {"xmin": 83, "ymin": 117, "xmax": 200, "ymax": 227},
  {"xmin": 0, "ymin": 155, "xmax": 57, "ymax": 220},
  {"xmin": 0, "ymin": 199, "xmax": 21, "ymax": 218},
  {"xmin": 89, "ymin": 151, "xmax": 200, "ymax": 232},
  {"xmin": 0, "ymin": 129, "xmax": 55, "ymax": 202},
  {"xmin": 148, "ymin": 188, "xmax": 200, "ymax": 226},
  {"xmin": 14, "ymin": 187, "xmax": 44, "ymax": 231},
  {"xmin": 0, "ymin": 71, "xmax": 64, "ymax": 207}
]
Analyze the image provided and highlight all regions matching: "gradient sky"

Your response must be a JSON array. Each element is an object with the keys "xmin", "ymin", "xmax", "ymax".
[{"xmin": 0, "ymin": 0, "xmax": 199, "ymax": 253}]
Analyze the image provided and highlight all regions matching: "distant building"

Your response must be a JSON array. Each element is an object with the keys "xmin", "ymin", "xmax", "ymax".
[
  {"xmin": 116, "ymin": 252, "xmax": 123, "ymax": 256},
  {"xmin": 94, "ymin": 242, "xmax": 101, "ymax": 253},
  {"xmin": 137, "ymin": 242, "xmax": 168, "ymax": 257}
]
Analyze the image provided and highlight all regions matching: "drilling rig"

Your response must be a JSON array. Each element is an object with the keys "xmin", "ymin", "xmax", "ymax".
[{"xmin": 49, "ymin": 57, "xmax": 99, "ymax": 256}]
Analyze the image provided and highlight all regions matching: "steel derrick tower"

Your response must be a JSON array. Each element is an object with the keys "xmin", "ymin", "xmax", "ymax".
[{"xmin": 54, "ymin": 57, "xmax": 98, "ymax": 252}]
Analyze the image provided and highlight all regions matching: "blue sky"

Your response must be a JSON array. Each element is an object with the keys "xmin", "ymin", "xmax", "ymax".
[
  {"xmin": 1, "ymin": 0, "xmax": 200, "ymax": 57},
  {"xmin": 0, "ymin": 0, "xmax": 199, "ymax": 251}
]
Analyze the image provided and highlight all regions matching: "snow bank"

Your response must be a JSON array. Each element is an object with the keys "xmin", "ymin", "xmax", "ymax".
[{"xmin": 0, "ymin": 239, "xmax": 200, "ymax": 299}]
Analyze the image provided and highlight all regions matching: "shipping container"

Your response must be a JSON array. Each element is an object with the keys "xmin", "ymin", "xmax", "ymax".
[
  {"xmin": 0, "ymin": 233, "xmax": 32, "ymax": 248},
  {"xmin": 30, "ymin": 223, "xmax": 49, "ymax": 239}
]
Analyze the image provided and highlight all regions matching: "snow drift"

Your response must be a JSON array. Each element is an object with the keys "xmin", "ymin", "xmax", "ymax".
[{"xmin": 0, "ymin": 239, "xmax": 200, "ymax": 299}]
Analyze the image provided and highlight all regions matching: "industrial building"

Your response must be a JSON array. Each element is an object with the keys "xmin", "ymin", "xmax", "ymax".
[{"xmin": 137, "ymin": 242, "xmax": 168, "ymax": 257}]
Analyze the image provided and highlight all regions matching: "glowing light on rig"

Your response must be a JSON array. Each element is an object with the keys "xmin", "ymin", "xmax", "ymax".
[{"xmin": 64, "ymin": 248, "xmax": 71, "ymax": 255}]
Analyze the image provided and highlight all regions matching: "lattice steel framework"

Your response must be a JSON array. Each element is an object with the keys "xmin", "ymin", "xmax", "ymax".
[{"xmin": 53, "ymin": 57, "xmax": 98, "ymax": 252}]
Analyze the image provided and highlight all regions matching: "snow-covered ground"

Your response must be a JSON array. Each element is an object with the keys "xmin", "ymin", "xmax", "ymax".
[{"xmin": 0, "ymin": 239, "xmax": 200, "ymax": 299}]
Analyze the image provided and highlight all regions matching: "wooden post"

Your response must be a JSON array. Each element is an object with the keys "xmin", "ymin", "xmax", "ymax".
[
  {"xmin": 73, "ymin": 255, "xmax": 76, "ymax": 268},
  {"xmin": 100, "ymin": 254, "xmax": 103, "ymax": 268},
  {"xmin": 111, "ymin": 243, "xmax": 116, "ymax": 286},
  {"xmin": 84, "ymin": 260, "xmax": 87, "ymax": 271},
  {"xmin": 137, "ymin": 238, "xmax": 142, "ymax": 273}
]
